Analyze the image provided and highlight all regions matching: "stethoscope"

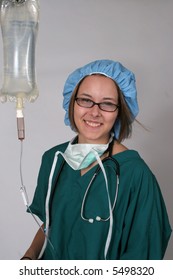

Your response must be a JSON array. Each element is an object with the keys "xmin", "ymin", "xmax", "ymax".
[
  {"xmin": 80, "ymin": 155, "xmax": 120, "ymax": 224},
  {"xmin": 39, "ymin": 137, "xmax": 120, "ymax": 260},
  {"xmin": 79, "ymin": 141, "xmax": 120, "ymax": 259}
]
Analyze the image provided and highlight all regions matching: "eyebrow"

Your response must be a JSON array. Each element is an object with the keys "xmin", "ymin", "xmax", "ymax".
[{"xmin": 78, "ymin": 93, "xmax": 117, "ymax": 103}]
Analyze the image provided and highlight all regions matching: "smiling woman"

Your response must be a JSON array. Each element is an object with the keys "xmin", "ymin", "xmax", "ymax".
[
  {"xmin": 21, "ymin": 59, "xmax": 171, "ymax": 260},
  {"xmin": 69, "ymin": 74, "xmax": 133, "ymax": 143},
  {"xmin": 73, "ymin": 75, "xmax": 119, "ymax": 144}
]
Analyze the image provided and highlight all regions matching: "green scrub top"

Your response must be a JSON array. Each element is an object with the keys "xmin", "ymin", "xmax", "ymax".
[{"xmin": 29, "ymin": 142, "xmax": 172, "ymax": 260}]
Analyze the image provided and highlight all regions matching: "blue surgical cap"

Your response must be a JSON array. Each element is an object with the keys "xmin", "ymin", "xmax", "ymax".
[{"xmin": 63, "ymin": 59, "xmax": 139, "ymax": 139}]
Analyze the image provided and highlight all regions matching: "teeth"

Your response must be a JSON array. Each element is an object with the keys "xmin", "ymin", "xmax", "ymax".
[{"xmin": 85, "ymin": 121, "xmax": 101, "ymax": 127}]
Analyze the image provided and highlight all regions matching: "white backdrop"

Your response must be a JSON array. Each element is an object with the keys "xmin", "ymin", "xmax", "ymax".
[{"xmin": 0, "ymin": 0, "xmax": 172, "ymax": 259}]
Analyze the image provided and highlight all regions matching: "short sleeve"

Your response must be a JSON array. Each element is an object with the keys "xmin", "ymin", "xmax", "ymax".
[{"xmin": 119, "ymin": 166, "xmax": 172, "ymax": 260}]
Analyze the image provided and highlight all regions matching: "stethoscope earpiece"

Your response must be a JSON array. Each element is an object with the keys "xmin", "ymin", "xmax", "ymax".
[{"xmin": 87, "ymin": 216, "xmax": 102, "ymax": 223}]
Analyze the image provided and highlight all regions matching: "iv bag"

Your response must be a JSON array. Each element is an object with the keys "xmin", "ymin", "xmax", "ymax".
[{"xmin": 0, "ymin": 0, "xmax": 39, "ymax": 103}]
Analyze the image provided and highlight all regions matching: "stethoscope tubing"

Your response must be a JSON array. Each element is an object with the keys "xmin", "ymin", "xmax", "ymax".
[{"xmin": 80, "ymin": 156, "xmax": 120, "ymax": 223}]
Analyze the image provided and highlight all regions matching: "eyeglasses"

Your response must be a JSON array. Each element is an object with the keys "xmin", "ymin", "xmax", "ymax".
[{"xmin": 75, "ymin": 97, "xmax": 120, "ymax": 112}]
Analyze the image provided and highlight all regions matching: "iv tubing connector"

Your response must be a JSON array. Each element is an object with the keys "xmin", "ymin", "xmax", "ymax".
[{"xmin": 16, "ymin": 97, "xmax": 25, "ymax": 140}]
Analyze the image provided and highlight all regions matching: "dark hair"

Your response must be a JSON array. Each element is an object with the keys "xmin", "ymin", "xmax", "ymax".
[
  {"xmin": 116, "ymin": 87, "xmax": 133, "ymax": 142},
  {"xmin": 68, "ymin": 75, "xmax": 134, "ymax": 143}
]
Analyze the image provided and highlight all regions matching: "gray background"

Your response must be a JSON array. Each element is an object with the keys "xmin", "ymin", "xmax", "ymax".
[{"xmin": 0, "ymin": 0, "xmax": 172, "ymax": 259}]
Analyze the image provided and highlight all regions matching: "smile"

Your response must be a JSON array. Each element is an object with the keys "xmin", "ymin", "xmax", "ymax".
[{"xmin": 85, "ymin": 120, "xmax": 102, "ymax": 127}]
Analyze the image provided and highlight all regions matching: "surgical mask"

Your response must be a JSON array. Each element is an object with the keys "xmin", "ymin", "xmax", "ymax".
[{"xmin": 62, "ymin": 133, "xmax": 114, "ymax": 170}]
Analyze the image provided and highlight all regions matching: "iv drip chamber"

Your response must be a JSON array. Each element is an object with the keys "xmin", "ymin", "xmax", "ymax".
[{"xmin": 0, "ymin": 0, "xmax": 40, "ymax": 103}]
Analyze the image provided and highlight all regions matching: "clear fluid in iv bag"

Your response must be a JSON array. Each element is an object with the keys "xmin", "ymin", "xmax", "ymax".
[{"xmin": 0, "ymin": 0, "xmax": 39, "ymax": 103}]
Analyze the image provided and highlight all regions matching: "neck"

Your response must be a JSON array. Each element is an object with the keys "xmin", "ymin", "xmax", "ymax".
[{"xmin": 77, "ymin": 134, "xmax": 112, "ymax": 145}]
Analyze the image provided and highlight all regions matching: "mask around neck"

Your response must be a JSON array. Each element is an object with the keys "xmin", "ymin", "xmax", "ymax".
[{"xmin": 63, "ymin": 133, "xmax": 114, "ymax": 170}]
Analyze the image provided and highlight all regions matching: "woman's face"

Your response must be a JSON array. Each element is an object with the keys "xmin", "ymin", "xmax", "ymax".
[{"xmin": 74, "ymin": 75, "xmax": 119, "ymax": 144}]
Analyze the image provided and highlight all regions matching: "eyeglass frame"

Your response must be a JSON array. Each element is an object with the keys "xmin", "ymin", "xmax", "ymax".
[{"xmin": 75, "ymin": 97, "xmax": 120, "ymax": 112}]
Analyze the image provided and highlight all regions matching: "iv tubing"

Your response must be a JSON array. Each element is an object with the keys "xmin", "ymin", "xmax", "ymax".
[
  {"xmin": 19, "ymin": 139, "xmax": 41, "ymax": 229},
  {"xmin": 19, "ymin": 140, "xmax": 55, "ymax": 259}
]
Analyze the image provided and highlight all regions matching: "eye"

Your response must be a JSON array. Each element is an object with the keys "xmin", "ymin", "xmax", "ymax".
[
  {"xmin": 100, "ymin": 102, "xmax": 116, "ymax": 108},
  {"xmin": 76, "ymin": 98, "xmax": 93, "ymax": 108},
  {"xmin": 99, "ymin": 102, "xmax": 119, "ymax": 112},
  {"xmin": 81, "ymin": 98, "xmax": 93, "ymax": 103},
  {"xmin": 102, "ymin": 102, "xmax": 115, "ymax": 106}
]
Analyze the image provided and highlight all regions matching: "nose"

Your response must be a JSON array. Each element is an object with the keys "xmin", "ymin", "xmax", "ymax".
[{"xmin": 89, "ymin": 103, "xmax": 101, "ymax": 117}]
